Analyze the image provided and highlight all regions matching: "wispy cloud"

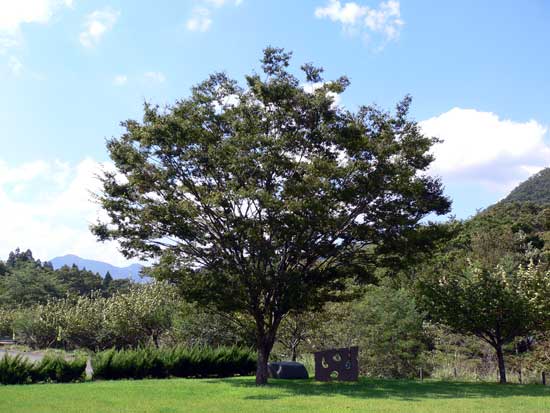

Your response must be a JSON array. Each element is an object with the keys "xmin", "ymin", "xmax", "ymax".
[
  {"xmin": 186, "ymin": 8, "xmax": 212, "ymax": 32},
  {"xmin": 0, "ymin": 0, "xmax": 73, "ymax": 53},
  {"xmin": 79, "ymin": 7, "xmax": 119, "ymax": 48},
  {"xmin": 144, "ymin": 71, "xmax": 166, "ymax": 83},
  {"xmin": 185, "ymin": 0, "xmax": 242, "ymax": 33},
  {"xmin": 315, "ymin": 0, "xmax": 404, "ymax": 48},
  {"xmin": 113, "ymin": 74, "xmax": 127, "ymax": 86},
  {"xmin": 8, "ymin": 56, "xmax": 23, "ymax": 76}
]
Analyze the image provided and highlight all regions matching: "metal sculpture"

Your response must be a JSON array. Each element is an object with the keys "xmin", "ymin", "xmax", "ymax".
[{"xmin": 314, "ymin": 346, "xmax": 359, "ymax": 381}]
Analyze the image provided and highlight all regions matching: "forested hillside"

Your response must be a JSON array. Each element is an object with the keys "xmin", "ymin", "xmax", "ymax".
[
  {"xmin": 0, "ymin": 248, "xmax": 133, "ymax": 307},
  {"xmin": 501, "ymin": 168, "xmax": 550, "ymax": 205}
]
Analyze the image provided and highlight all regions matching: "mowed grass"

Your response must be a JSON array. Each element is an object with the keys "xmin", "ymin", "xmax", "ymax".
[{"xmin": 1, "ymin": 377, "xmax": 549, "ymax": 413}]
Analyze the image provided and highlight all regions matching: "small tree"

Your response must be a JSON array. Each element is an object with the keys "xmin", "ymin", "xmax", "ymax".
[
  {"xmin": 418, "ymin": 260, "xmax": 550, "ymax": 383},
  {"xmin": 92, "ymin": 47, "xmax": 450, "ymax": 384},
  {"xmin": 275, "ymin": 311, "xmax": 323, "ymax": 361}
]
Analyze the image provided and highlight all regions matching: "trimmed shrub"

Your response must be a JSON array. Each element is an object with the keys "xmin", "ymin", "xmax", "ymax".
[
  {"xmin": 92, "ymin": 348, "xmax": 168, "ymax": 380},
  {"xmin": 0, "ymin": 354, "xmax": 34, "ymax": 385},
  {"xmin": 92, "ymin": 346, "xmax": 256, "ymax": 381},
  {"xmin": 32, "ymin": 355, "xmax": 87, "ymax": 383},
  {"xmin": 0, "ymin": 354, "xmax": 86, "ymax": 385}
]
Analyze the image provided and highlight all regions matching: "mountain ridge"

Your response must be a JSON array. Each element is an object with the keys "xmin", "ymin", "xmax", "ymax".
[{"xmin": 50, "ymin": 254, "xmax": 144, "ymax": 281}]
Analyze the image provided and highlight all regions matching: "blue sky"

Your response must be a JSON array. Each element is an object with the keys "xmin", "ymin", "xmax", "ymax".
[{"xmin": 1, "ymin": 0, "xmax": 549, "ymax": 264}]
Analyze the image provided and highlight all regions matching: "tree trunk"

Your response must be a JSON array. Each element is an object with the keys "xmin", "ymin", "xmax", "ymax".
[
  {"xmin": 152, "ymin": 332, "xmax": 160, "ymax": 348},
  {"xmin": 495, "ymin": 344, "xmax": 507, "ymax": 384},
  {"xmin": 291, "ymin": 344, "xmax": 297, "ymax": 362},
  {"xmin": 254, "ymin": 310, "xmax": 282, "ymax": 385},
  {"xmin": 256, "ymin": 343, "xmax": 272, "ymax": 385}
]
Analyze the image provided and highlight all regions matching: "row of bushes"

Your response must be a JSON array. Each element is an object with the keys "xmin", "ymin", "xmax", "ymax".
[
  {"xmin": 92, "ymin": 346, "xmax": 256, "ymax": 380},
  {"xmin": 0, "ymin": 346, "xmax": 256, "ymax": 385},
  {"xmin": 0, "ymin": 354, "xmax": 86, "ymax": 385}
]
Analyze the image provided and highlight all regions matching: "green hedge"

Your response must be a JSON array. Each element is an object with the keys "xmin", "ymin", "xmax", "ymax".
[
  {"xmin": 32, "ymin": 355, "xmax": 87, "ymax": 383},
  {"xmin": 0, "ymin": 354, "xmax": 86, "ymax": 385},
  {"xmin": 0, "ymin": 354, "xmax": 34, "ymax": 385},
  {"xmin": 92, "ymin": 346, "xmax": 256, "ymax": 380}
]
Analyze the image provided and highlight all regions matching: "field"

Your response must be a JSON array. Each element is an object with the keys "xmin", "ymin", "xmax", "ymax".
[{"xmin": 0, "ymin": 377, "xmax": 549, "ymax": 413}]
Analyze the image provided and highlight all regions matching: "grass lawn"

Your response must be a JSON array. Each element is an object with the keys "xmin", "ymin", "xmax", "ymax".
[{"xmin": 0, "ymin": 377, "xmax": 549, "ymax": 413}]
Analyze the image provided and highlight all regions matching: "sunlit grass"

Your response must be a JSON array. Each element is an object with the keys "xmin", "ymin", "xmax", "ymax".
[{"xmin": 0, "ymin": 377, "xmax": 549, "ymax": 413}]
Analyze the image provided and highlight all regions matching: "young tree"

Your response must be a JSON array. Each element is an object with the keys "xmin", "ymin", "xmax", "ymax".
[
  {"xmin": 102, "ymin": 271, "xmax": 113, "ymax": 291},
  {"xmin": 275, "ymin": 311, "xmax": 323, "ymax": 362},
  {"xmin": 92, "ymin": 47, "xmax": 450, "ymax": 384},
  {"xmin": 418, "ymin": 260, "xmax": 550, "ymax": 383}
]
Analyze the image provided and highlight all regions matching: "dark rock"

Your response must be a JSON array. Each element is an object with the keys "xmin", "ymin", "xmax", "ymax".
[{"xmin": 268, "ymin": 361, "xmax": 309, "ymax": 379}]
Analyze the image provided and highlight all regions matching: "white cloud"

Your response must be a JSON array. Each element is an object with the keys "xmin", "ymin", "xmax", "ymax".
[
  {"xmin": 0, "ymin": 0, "xmax": 73, "ymax": 52},
  {"xmin": 186, "ymin": 7, "xmax": 212, "ymax": 32},
  {"xmin": 144, "ymin": 71, "xmax": 166, "ymax": 83},
  {"xmin": 8, "ymin": 56, "xmax": 23, "ymax": 75},
  {"xmin": 185, "ymin": 0, "xmax": 242, "ymax": 32},
  {"xmin": 0, "ymin": 158, "xmax": 132, "ymax": 266},
  {"xmin": 315, "ymin": 0, "xmax": 404, "ymax": 47},
  {"xmin": 420, "ymin": 108, "xmax": 550, "ymax": 193},
  {"xmin": 79, "ymin": 8, "xmax": 119, "ymax": 48},
  {"xmin": 113, "ymin": 74, "xmax": 127, "ymax": 86}
]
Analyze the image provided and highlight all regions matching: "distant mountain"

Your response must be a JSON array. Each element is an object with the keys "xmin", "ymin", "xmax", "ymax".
[
  {"xmin": 50, "ymin": 254, "xmax": 144, "ymax": 281},
  {"xmin": 500, "ymin": 168, "xmax": 550, "ymax": 205}
]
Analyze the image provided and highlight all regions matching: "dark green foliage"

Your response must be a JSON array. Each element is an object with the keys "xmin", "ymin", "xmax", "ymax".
[
  {"xmin": 0, "ymin": 354, "xmax": 34, "ymax": 385},
  {"xmin": 0, "ymin": 259, "xmax": 64, "ymax": 307},
  {"xmin": 92, "ymin": 346, "xmax": 256, "ymax": 380},
  {"xmin": 467, "ymin": 202, "xmax": 550, "ymax": 262},
  {"xmin": 32, "ymin": 355, "xmax": 87, "ymax": 383},
  {"xmin": 501, "ymin": 168, "xmax": 550, "ymax": 205},
  {"xmin": 54, "ymin": 264, "xmax": 103, "ymax": 296}
]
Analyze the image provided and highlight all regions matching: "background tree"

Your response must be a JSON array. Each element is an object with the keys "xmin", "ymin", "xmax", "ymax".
[
  {"xmin": 418, "ymin": 259, "xmax": 550, "ymax": 383},
  {"xmin": 302, "ymin": 286, "xmax": 429, "ymax": 378},
  {"xmin": 166, "ymin": 303, "xmax": 255, "ymax": 348},
  {"xmin": 92, "ymin": 47, "xmax": 450, "ymax": 384},
  {"xmin": 274, "ymin": 311, "xmax": 325, "ymax": 362}
]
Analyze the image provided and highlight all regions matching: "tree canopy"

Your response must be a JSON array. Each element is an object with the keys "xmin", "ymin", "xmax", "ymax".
[{"xmin": 92, "ymin": 47, "xmax": 451, "ymax": 384}]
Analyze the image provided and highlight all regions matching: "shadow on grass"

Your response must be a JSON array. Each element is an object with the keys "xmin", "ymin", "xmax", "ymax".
[{"xmin": 206, "ymin": 377, "xmax": 550, "ymax": 402}]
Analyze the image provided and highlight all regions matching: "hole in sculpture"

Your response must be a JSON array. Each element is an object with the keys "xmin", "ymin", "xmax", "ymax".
[
  {"xmin": 321, "ymin": 357, "xmax": 329, "ymax": 368},
  {"xmin": 333, "ymin": 354, "xmax": 342, "ymax": 362},
  {"xmin": 330, "ymin": 371, "xmax": 339, "ymax": 379}
]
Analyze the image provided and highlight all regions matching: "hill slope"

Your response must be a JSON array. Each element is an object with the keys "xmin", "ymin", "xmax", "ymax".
[
  {"xmin": 50, "ymin": 254, "xmax": 143, "ymax": 281},
  {"xmin": 501, "ymin": 167, "xmax": 550, "ymax": 205}
]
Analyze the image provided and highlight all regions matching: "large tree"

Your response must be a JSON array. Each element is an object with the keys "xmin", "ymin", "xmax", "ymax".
[{"xmin": 92, "ymin": 47, "xmax": 450, "ymax": 384}]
